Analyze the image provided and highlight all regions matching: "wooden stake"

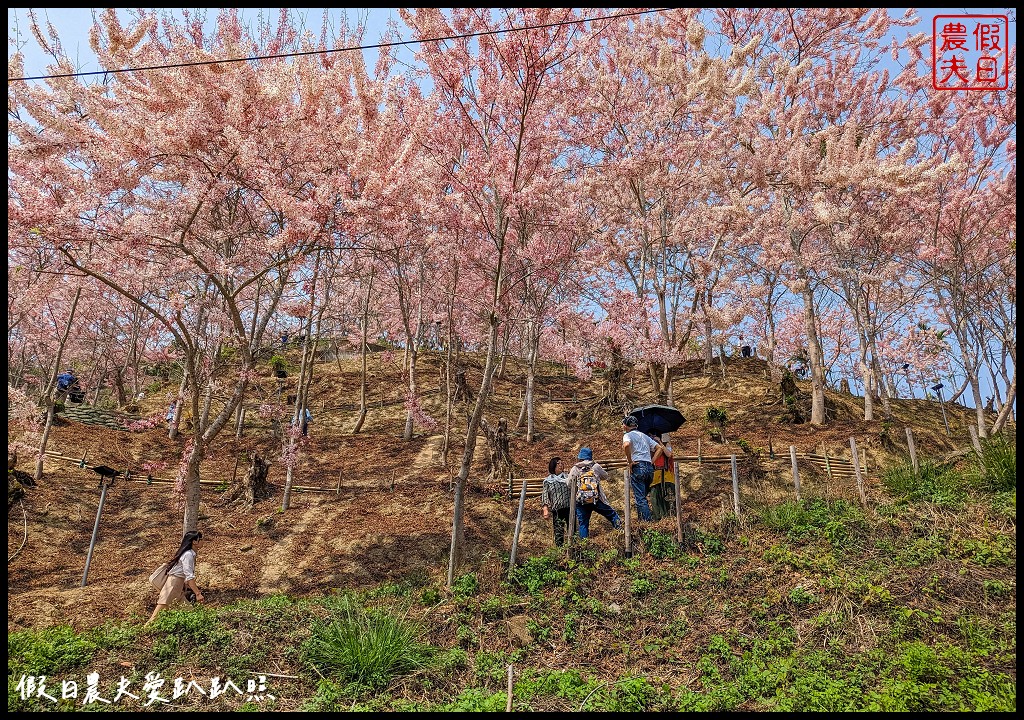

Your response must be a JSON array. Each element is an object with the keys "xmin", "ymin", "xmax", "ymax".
[
  {"xmin": 730, "ymin": 455, "xmax": 740, "ymax": 518},
  {"xmin": 508, "ymin": 479, "xmax": 528, "ymax": 575},
  {"xmin": 621, "ymin": 468, "xmax": 632, "ymax": 556},
  {"xmin": 850, "ymin": 437, "xmax": 867, "ymax": 507},
  {"xmin": 789, "ymin": 445, "xmax": 801, "ymax": 502},
  {"xmin": 905, "ymin": 427, "xmax": 919, "ymax": 474},
  {"xmin": 673, "ymin": 460, "xmax": 683, "ymax": 543},
  {"xmin": 567, "ymin": 475, "xmax": 578, "ymax": 552}
]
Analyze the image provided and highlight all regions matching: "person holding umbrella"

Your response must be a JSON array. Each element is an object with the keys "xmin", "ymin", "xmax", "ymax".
[{"xmin": 621, "ymin": 415, "xmax": 667, "ymax": 522}]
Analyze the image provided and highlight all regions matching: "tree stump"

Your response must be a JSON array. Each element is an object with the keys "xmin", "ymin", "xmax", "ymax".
[
  {"xmin": 223, "ymin": 453, "xmax": 272, "ymax": 508},
  {"xmin": 8, "ymin": 459, "xmax": 35, "ymax": 511},
  {"xmin": 481, "ymin": 417, "xmax": 516, "ymax": 484},
  {"xmin": 779, "ymin": 369, "xmax": 804, "ymax": 423},
  {"xmin": 601, "ymin": 340, "xmax": 628, "ymax": 406},
  {"xmin": 453, "ymin": 366, "xmax": 473, "ymax": 402},
  {"xmin": 839, "ymin": 377, "xmax": 851, "ymax": 394}
]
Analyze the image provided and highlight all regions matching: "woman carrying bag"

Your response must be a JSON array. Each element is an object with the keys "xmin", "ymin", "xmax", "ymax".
[{"xmin": 146, "ymin": 530, "xmax": 204, "ymax": 625}]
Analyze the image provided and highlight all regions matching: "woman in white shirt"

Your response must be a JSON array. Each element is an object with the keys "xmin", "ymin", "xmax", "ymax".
[{"xmin": 147, "ymin": 530, "xmax": 205, "ymax": 624}]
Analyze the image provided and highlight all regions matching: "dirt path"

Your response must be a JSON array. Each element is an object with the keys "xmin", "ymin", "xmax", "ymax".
[{"xmin": 410, "ymin": 434, "xmax": 445, "ymax": 477}]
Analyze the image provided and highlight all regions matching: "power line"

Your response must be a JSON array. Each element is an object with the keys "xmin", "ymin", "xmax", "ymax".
[{"xmin": 10, "ymin": 8, "xmax": 669, "ymax": 83}]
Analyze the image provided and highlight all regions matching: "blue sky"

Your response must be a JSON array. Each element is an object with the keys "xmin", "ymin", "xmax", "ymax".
[{"xmin": 8, "ymin": 8, "xmax": 412, "ymax": 79}]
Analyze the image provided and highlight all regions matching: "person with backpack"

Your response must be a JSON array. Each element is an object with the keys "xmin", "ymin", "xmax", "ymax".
[
  {"xmin": 567, "ymin": 447, "xmax": 622, "ymax": 539},
  {"xmin": 622, "ymin": 415, "xmax": 668, "ymax": 522},
  {"xmin": 540, "ymin": 456, "xmax": 571, "ymax": 547}
]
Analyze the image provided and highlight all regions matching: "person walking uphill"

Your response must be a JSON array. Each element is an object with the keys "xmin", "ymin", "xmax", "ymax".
[
  {"xmin": 55, "ymin": 367, "xmax": 78, "ymax": 403},
  {"xmin": 622, "ymin": 415, "xmax": 667, "ymax": 522},
  {"xmin": 540, "ymin": 456, "xmax": 571, "ymax": 547},
  {"xmin": 147, "ymin": 530, "xmax": 205, "ymax": 625},
  {"xmin": 567, "ymin": 448, "xmax": 622, "ymax": 539}
]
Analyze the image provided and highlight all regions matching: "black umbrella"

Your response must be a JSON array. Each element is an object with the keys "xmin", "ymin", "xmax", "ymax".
[{"xmin": 628, "ymin": 404, "xmax": 686, "ymax": 436}]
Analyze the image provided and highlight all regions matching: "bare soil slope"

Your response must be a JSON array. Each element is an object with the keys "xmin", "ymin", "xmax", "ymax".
[{"xmin": 8, "ymin": 352, "xmax": 984, "ymax": 633}]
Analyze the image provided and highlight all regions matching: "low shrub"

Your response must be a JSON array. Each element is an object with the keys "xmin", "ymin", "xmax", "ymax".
[{"xmin": 302, "ymin": 596, "xmax": 432, "ymax": 690}]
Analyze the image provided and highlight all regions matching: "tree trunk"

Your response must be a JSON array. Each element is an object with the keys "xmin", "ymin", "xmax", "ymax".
[
  {"xmin": 403, "ymin": 268, "xmax": 426, "ymax": 442},
  {"xmin": 35, "ymin": 286, "xmax": 82, "ymax": 483},
  {"xmin": 181, "ymin": 443, "xmax": 205, "ymax": 534},
  {"xmin": 603, "ymin": 341, "xmax": 628, "ymax": 407},
  {"xmin": 404, "ymin": 345, "xmax": 418, "ymax": 441},
  {"xmin": 522, "ymin": 318, "xmax": 538, "ymax": 442},
  {"xmin": 990, "ymin": 376, "xmax": 1016, "ymax": 435},
  {"xmin": 168, "ymin": 369, "xmax": 187, "ymax": 440},
  {"xmin": 224, "ymin": 453, "xmax": 271, "ymax": 508},
  {"xmin": 352, "ymin": 268, "xmax": 374, "ymax": 435},
  {"xmin": 441, "ymin": 277, "xmax": 458, "ymax": 464},
  {"xmin": 112, "ymin": 367, "xmax": 128, "ymax": 409},
  {"xmin": 481, "ymin": 416, "xmax": 516, "ymax": 483},
  {"xmin": 796, "ymin": 269, "xmax": 826, "ymax": 425},
  {"xmin": 200, "ymin": 379, "xmax": 214, "ymax": 428},
  {"xmin": 448, "ymin": 312, "xmax": 501, "ymax": 585},
  {"xmin": 91, "ymin": 357, "xmax": 108, "ymax": 407},
  {"xmin": 852, "ymin": 302, "xmax": 874, "ymax": 420},
  {"xmin": 496, "ymin": 324, "xmax": 510, "ymax": 381},
  {"xmin": 702, "ymin": 314, "xmax": 714, "ymax": 372},
  {"xmin": 34, "ymin": 402, "xmax": 57, "ymax": 485},
  {"xmin": 283, "ymin": 317, "xmax": 313, "ymax": 511}
]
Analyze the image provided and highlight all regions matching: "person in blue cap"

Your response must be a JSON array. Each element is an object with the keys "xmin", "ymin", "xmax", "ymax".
[{"xmin": 567, "ymin": 447, "xmax": 622, "ymax": 539}]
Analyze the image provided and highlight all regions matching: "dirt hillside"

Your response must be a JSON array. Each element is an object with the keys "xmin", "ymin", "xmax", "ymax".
[{"xmin": 7, "ymin": 351, "xmax": 986, "ymax": 633}]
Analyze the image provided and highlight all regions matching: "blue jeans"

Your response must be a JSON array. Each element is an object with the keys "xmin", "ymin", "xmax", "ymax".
[
  {"xmin": 630, "ymin": 461, "xmax": 655, "ymax": 521},
  {"xmin": 576, "ymin": 500, "xmax": 622, "ymax": 538}
]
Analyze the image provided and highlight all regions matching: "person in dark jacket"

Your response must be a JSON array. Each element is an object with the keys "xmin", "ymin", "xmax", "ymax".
[{"xmin": 56, "ymin": 368, "xmax": 77, "ymax": 391}]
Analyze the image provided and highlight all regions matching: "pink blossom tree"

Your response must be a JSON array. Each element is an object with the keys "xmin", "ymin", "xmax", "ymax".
[
  {"xmin": 570, "ymin": 9, "xmax": 749, "ymax": 402},
  {"xmin": 400, "ymin": 8, "xmax": 592, "ymax": 581},
  {"xmin": 723, "ymin": 8, "xmax": 929, "ymax": 424},
  {"xmin": 9, "ymin": 9, "xmax": 364, "ymax": 531}
]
